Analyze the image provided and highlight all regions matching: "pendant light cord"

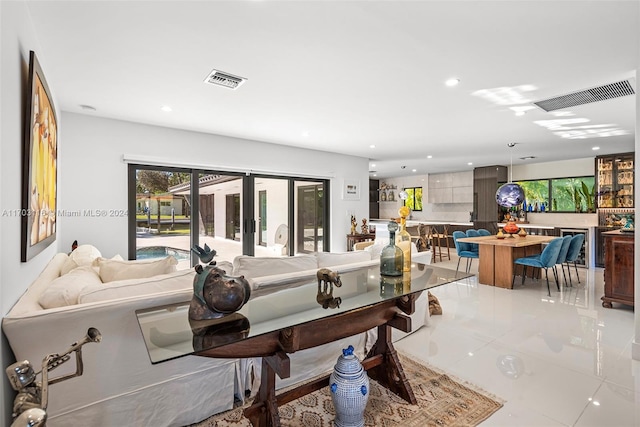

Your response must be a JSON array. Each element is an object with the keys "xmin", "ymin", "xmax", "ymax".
[{"xmin": 508, "ymin": 142, "xmax": 516, "ymax": 183}]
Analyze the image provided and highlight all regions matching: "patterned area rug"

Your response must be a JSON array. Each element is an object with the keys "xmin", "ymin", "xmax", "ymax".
[{"xmin": 190, "ymin": 353, "xmax": 504, "ymax": 427}]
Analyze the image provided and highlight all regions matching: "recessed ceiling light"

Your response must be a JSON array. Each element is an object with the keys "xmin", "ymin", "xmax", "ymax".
[
  {"xmin": 80, "ymin": 104, "xmax": 96, "ymax": 111},
  {"xmin": 515, "ymin": 111, "xmax": 526, "ymax": 116},
  {"xmin": 412, "ymin": 169, "xmax": 417, "ymax": 172},
  {"xmin": 445, "ymin": 78, "xmax": 460, "ymax": 87},
  {"xmin": 467, "ymin": 162, "xmax": 473, "ymax": 165},
  {"xmin": 592, "ymin": 146, "xmax": 600, "ymax": 150},
  {"xmin": 161, "ymin": 105, "xmax": 172, "ymax": 112},
  {"xmin": 369, "ymin": 145, "xmax": 376, "ymax": 149},
  {"xmin": 302, "ymin": 131, "xmax": 309, "ymax": 137},
  {"xmin": 427, "ymin": 155, "xmax": 433, "ymax": 159}
]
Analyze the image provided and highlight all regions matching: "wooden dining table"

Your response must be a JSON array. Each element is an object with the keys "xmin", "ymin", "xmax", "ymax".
[{"xmin": 456, "ymin": 235, "xmax": 557, "ymax": 288}]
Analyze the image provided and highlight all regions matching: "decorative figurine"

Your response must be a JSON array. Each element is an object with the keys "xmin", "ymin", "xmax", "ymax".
[
  {"xmin": 317, "ymin": 268, "xmax": 342, "ymax": 292},
  {"xmin": 189, "ymin": 244, "xmax": 252, "ymax": 321},
  {"xmin": 350, "ymin": 215, "xmax": 357, "ymax": 235},
  {"xmin": 5, "ymin": 328, "xmax": 101, "ymax": 427},
  {"xmin": 330, "ymin": 345, "xmax": 370, "ymax": 427},
  {"xmin": 360, "ymin": 218, "xmax": 368, "ymax": 235},
  {"xmin": 316, "ymin": 268, "xmax": 342, "ymax": 309}
]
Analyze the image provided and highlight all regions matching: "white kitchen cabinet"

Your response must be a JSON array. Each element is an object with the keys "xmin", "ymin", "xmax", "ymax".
[{"xmin": 428, "ymin": 171, "xmax": 472, "ymax": 204}]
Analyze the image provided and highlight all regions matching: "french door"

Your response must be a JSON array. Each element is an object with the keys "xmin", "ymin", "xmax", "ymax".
[{"xmin": 129, "ymin": 165, "xmax": 329, "ymax": 264}]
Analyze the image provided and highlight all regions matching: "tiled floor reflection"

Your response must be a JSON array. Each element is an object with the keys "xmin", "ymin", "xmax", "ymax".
[{"xmin": 395, "ymin": 256, "xmax": 639, "ymax": 426}]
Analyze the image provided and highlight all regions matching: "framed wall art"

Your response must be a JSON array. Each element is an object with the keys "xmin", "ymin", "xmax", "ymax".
[
  {"xmin": 21, "ymin": 51, "xmax": 58, "ymax": 262},
  {"xmin": 342, "ymin": 180, "xmax": 360, "ymax": 201}
]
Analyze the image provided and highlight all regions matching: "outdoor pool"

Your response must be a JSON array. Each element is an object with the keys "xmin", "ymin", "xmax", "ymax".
[{"xmin": 136, "ymin": 246, "xmax": 191, "ymax": 261}]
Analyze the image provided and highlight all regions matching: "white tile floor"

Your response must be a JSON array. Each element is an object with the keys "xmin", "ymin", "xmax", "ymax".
[{"xmin": 394, "ymin": 255, "xmax": 639, "ymax": 426}]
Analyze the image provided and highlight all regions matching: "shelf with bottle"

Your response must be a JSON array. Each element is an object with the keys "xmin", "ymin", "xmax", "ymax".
[
  {"xmin": 378, "ymin": 185, "xmax": 398, "ymax": 202},
  {"xmin": 596, "ymin": 153, "xmax": 634, "ymax": 209}
]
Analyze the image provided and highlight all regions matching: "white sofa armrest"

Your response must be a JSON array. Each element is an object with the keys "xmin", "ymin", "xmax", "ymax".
[
  {"xmin": 7, "ymin": 252, "xmax": 69, "ymax": 316},
  {"xmin": 2, "ymin": 289, "xmax": 237, "ymax": 426}
]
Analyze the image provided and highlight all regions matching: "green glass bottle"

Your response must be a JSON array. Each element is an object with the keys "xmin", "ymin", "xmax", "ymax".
[{"xmin": 380, "ymin": 221, "xmax": 403, "ymax": 277}]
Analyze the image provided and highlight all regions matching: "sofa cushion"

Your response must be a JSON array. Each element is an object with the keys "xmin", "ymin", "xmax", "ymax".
[
  {"xmin": 315, "ymin": 251, "xmax": 372, "ymax": 267},
  {"xmin": 94, "ymin": 256, "xmax": 178, "ymax": 283},
  {"xmin": 78, "ymin": 269, "xmax": 195, "ymax": 304},
  {"xmin": 61, "ymin": 244, "xmax": 102, "ymax": 275},
  {"xmin": 37, "ymin": 266, "xmax": 103, "ymax": 309},
  {"xmin": 233, "ymin": 255, "xmax": 318, "ymax": 279}
]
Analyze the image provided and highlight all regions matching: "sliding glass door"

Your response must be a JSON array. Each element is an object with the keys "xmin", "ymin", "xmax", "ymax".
[
  {"xmin": 129, "ymin": 165, "xmax": 329, "ymax": 264},
  {"xmin": 253, "ymin": 177, "xmax": 290, "ymax": 256},
  {"xmin": 296, "ymin": 182, "xmax": 324, "ymax": 253}
]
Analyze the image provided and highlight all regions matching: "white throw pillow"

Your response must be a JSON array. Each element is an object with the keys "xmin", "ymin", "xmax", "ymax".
[
  {"xmin": 78, "ymin": 269, "xmax": 194, "ymax": 304},
  {"xmin": 233, "ymin": 255, "xmax": 318, "ymax": 279},
  {"xmin": 365, "ymin": 243, "xmax": 386, "ymax": 260},
  {"xmin": 38, "ymin": 266, "xmax": 103, "ymax": 309},
  {"xmin": 315, "ymin": 251, "xmax": 372, "ymax": 268},
  {"xmin": 94, "ymin": 256, "xmax": 178, "ymax": 283},
  {"xmin": 61, "ymin": 244, "xmax": 102, "ymax": 275}
]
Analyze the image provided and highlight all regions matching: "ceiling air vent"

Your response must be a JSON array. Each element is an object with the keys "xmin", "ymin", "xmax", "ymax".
[
  {"xmin": 533, "ymin": 79, "xmax": 635, "ymax": 112},
  {"xmin": 204, "ymin": 69, "xmax": 247, "ymax": 90}
]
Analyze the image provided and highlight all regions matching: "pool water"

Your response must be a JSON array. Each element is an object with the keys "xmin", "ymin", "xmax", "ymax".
[{"xmin": 136, "ymin": 246, "xmax": 191, "ymax": 261}]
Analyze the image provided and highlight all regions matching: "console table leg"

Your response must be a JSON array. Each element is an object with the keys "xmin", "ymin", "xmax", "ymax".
[
  {"xmin": 366, "ymin": 324, "xmax": 417, "ymax": 404},
  {"xmin": 244, "ymin": 354, "xmax": 289, "ymax": 427}
]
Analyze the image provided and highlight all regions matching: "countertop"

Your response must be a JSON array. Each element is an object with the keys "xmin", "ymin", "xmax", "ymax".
[
  {"xmin": 603, "ymin": 229, "xmax": 635, "ymax": 237},
  {"xmin": 370, "ymin": 219, "xmax": 474, "ymax": 227},
  {"xmin": 497, "ymin": 223, "xmax": 598, "ymax": 230}
]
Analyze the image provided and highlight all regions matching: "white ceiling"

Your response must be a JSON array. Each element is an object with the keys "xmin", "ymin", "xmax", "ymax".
[{"xmin": 25, "ymin": 1, "xmax": 638, "ymax": 178}]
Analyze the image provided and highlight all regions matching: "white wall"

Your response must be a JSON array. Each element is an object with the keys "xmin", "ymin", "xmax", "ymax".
[
  {"xmin": 1, "ymin": 2, "xmax": 65, "ymax": 423},
  {"xmin": 375, "ymin": 158, "xmax": 600, "ymax": 227},
  {"xmin": 58, "ymin": 112, "xmax": 369, "ymax": 257},
  {"xmin": 377, "ymin": 174, "xmax": 473, "ymax": 223},
  {"xmin": 512, "ymin": 157, "xmax": 594, "ymax": 181}
]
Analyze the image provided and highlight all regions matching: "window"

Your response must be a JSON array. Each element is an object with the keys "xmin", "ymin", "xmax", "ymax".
[
  {"xmin": 516, "ymin": 180, "xmax": 549, "ymax": 211},
  {"xmin": 403, "ymin": 187, "xmax": 423, "ymax": 212},
  {"xmin": 515, "ymin": 175, "xmax": 595, "ymax": 213},
  {"xmin": 551, "ymin": 176, "xmax": 595, "ymax": 212}
]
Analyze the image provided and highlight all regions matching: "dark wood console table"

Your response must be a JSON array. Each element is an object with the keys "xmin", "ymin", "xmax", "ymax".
[
  {"xmin": 602, "ymin": 230, "xmax": 634, "ymax": 308},
  {"xmin": 346, "ymin": 233, "xmax": 376, "ymax": 251},
  {"xmin": 136, "ymin": 263, "xmax": 470, "ymax": 426}
]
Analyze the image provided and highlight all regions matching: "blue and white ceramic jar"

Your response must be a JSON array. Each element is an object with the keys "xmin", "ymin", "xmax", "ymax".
[{"xmin": 329, "ymin": 345, "xmax": 370, "ymax": 427}]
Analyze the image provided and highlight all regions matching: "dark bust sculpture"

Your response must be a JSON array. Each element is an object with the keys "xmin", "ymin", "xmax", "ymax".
[{"xmin": 189, "ymin": 244, "xmax": 252, "ymax": 321}]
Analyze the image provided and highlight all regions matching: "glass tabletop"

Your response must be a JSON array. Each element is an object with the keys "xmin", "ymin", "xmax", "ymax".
[{"xmin": 136, "ymin": 263, "xmax": 471, "ymax": 364}]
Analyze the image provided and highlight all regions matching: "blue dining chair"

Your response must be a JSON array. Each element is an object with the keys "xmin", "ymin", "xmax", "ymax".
[
  {"xmin": 477, "ymin": 229, "xmax": 492, "ymax": 236},
  {"xmin": 453, "ymin": 230, "xmax": 478, "ymax": 274},
  {"xmin": 553, "ymin": 235, "xmax": 573, "ymax": 287},
  {"xmin": 564, "ymin": 234, "xmax": 585, "ymax": 285},
  {"xmin": 512, "ymin": 237, "xmax": 563, "ymax": 296},
  {"xmin": 465, "ymin": 229, "xmax": 480, "ymax": 254}
]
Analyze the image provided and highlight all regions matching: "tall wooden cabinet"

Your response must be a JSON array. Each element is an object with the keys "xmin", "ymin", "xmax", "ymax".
[
  {"xmin": 601, "ymin": 230, "xmax": 634, "ymax": 308},
  {"xmin": 369, "ymin": 179, "xmax": 379, "ymax": 219},
  {"xmin": 473, "ymin": 166, "xmax": 507, "ymax": 231}
]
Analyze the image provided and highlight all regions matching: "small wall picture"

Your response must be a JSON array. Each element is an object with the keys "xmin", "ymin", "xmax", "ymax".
[{"xmin": 343, "ymin": 180, "xmax": 360, "ymax": 201}]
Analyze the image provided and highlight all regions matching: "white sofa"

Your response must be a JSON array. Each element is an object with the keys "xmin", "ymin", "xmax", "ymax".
[{"xmin": 3, "ymin": 247, "xmax": 431, "ymax": 426}]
